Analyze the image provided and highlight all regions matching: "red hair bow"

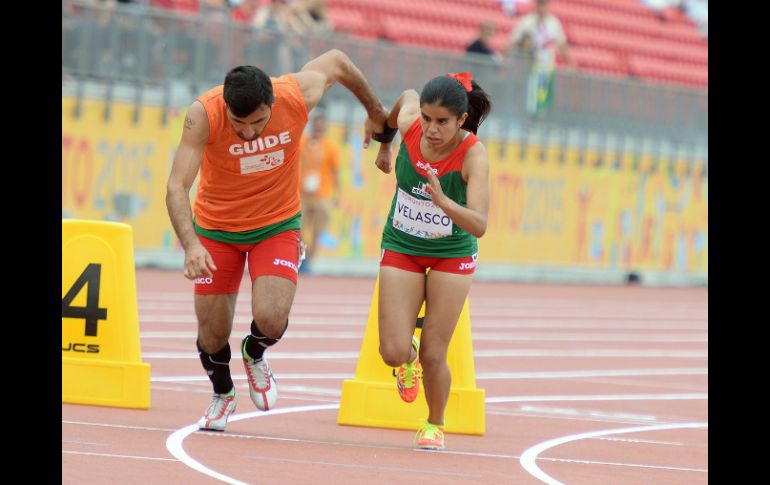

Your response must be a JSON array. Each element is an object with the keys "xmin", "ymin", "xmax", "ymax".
[{"xmin": 446, "ymin": 72, "xmax": 473, "ymax": 92}]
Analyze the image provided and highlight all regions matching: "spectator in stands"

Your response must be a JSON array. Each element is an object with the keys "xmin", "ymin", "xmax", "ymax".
[
  {"xmin": 498, "ymin": 0, "xmax": 517, "ymax": 16},
  {"xmin": 252, "ymin": 0, "xmax": 306, "ymax": 33},
  {"xmin": 504, "ymin": 0, "xmax": 575, "ymax": 116},
  {"xmin": 251, "ymin": 0, "xmax": 307, "ymax": 74},
  {"xmin": 465, "ymin": 22, "xmax": 502, "ymax": 64},
  {"xmin": 497, "ymin": 0, "xmax": 530, "ymax": 17},
  {"xmin": 231, "ymin": 0, "xmax": 261, "ymax": 22},
  {"xmin": 299, "ymin": 109, "xmax": 341, "ymax": 274},
  {"xmin": 294, "ymin": 0, "xmax": 333, "ymax": 32}
]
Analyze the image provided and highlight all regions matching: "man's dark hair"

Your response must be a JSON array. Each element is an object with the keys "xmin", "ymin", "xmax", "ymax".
[{"xmin": 223, "ymin": 66, "xmax": 274, "ymax": 118}]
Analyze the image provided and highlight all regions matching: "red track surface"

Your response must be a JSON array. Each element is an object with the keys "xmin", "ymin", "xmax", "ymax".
[{"xmin": 63, "ymin": 269, "xmax": 708, "ymax": 484}]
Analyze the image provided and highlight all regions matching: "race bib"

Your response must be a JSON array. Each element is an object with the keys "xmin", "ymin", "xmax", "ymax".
[
  {"xmin": 239, "ymin": 149, "xmax": 285, "ymax": 174},
  {"xmin": 393, "ymin": 188, "xmax": 453, "ymax": 239},
  {"xmin": 302, "ymin": 171, "xmax": 321, "ymax": 193}
]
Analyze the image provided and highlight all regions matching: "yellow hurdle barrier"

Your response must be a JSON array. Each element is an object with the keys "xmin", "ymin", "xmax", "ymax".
[
  {"xmin": 62, "ymin": 219, "xmax": 151, "ymax": 409},
  {"xmin": 337, "ymin": 275, "xmax": 485, "ymax": 435}
]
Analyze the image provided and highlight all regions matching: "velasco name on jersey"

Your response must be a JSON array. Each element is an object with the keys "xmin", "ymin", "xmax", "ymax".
[{"xmin": 229, "ymin": 131, "xmax": 292, "ymax": 155}]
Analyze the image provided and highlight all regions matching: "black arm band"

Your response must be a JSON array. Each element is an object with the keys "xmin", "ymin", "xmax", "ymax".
[{"xmin": 373, "ymin": 125, "xmax": 398, "ymax": 144}]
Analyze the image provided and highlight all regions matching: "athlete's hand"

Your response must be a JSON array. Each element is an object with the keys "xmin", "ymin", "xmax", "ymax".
[
  {"xmin": 183, "ymin": 242, "xmax": 217, "ymax": 280},
  {"xmin": 374, "ymin": 142, "xmax": 393, "ymax": 173},
  {"xmin": 363, "ymin": 116, "xmax": 384, "ymax": 149},
  {"xmin": 424, "ymin": 163, "xmax": 447, "ymax": 209}
]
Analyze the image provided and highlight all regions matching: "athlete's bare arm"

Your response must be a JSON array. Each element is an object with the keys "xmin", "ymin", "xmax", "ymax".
[
  {"xmin": 289, "ymin": 49, "xmax": 388, "ymax": 146},
  {"xmin": 425, "ymin": 143, "xmax": 489, "ymax": 238},
  {"xmin": 165, "ymin": 101, "xmax": 218, "ymax": 279},
  {"xmin": 373, "ymin": 89, "xmax": 421, "ymax": 174},
  {"xmin": 391, "ymin": 89, "xmax": 421, "ymax": 134}
]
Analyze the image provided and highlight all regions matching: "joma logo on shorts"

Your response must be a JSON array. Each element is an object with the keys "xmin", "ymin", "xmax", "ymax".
[
  {"xmin": 273, "ymin": 258, "xmax": 298, "ymax": 273},
  {"xmin": 194, "ymin": 276, "xmax": 213, "ymax": 284},
  {"xmin": 459, "ymin": 254, "xmax": 478, "ymax": 270}
]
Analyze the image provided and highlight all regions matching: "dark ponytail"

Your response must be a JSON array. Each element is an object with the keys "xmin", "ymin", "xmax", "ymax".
[
  {"xmin": 464, "ymin": 80, "xmax": 492, "ymax": 135},
  {"xmin": 419, "ymin": 75, "xmax": 493, "ymax": 135}
]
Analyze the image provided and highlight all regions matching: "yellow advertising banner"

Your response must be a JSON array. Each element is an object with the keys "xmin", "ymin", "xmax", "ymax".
[
  {"xmin": 62, "ymin": 97, "xmax": 178, "ymax": 251},
  {"xmin": 62, "ymin": 97, "xmax": 707, "ymax": 273}
]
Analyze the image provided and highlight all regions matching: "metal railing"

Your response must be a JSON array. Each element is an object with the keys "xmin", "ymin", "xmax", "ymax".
[{"xmin": 62, "ymin": 0, "xmax": 707, "ymax": 160}]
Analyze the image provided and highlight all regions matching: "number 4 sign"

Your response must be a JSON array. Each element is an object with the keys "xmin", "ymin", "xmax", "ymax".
[{"xmin": 62, "ymin": 219, "xmax": 150, "ymax": 409}]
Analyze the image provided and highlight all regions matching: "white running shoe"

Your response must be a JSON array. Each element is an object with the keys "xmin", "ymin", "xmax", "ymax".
[
  {"xmin": 197, "ymin": 388, "xmax": 237, "ymax": 431},
  {"xmin": 242, "ymin": 337, "xmax": 278, "ymax": 410}
]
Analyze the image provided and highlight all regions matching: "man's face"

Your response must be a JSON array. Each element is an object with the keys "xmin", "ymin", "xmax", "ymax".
[
  {"xmin": 536, "ymin": 0, "xmax": 549, "ymax": 16},
  {"xmin": 226, "ymin": 104, "xmax": 272, "ymax": 141}
]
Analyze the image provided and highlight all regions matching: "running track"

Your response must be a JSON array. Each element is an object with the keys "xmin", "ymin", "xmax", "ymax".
[{"xmin": 62, "ymin": 269, "xmax": 708, "ymax": 484}]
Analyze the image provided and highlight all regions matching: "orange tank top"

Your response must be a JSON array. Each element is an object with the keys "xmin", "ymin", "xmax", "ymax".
[{"xmin": 194, "ymin": 75, "xmax": 308, "ymax": 232}]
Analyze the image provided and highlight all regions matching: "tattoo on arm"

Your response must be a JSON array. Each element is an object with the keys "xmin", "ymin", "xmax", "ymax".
[{"xmin": 184, "ymin": 115, "xmax": 194, "ymax": 130}]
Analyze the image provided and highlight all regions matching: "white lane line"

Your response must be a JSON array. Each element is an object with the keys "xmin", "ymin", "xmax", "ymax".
[
  {"xmin": 596, "ymin": 437, "xmax": 686, "ymax": 446},
  {"xmin": 137, "ymin": 302, "xmax": 706, "ymax": 320},
  {"xmin": 476, "ymin": 368, "xmax": 708, "ymax": 379},
  {"xmin": 567, "ymin": 376, "xmax": 708, "ymax": 392},
  {"xmin": 542, "ymin": 457, "xmax": 707, "ymax": 473},
  {"xmin": 519, "ymin": 405, "xmax": 657, "ymax": 422},
  {"xmin": 138, "ymin": 291, "xmax": 705, "ymax": 306},
  {"xmin": 137, "ymin": 293, "xmax": 704, "ymax": 305},
  {"xmin": 166, "ymin": 398, "xmax": 708, "ymax": 485},
  {"xmin": 150, "ymin": 368, "xmax": 708, "ymax": 383},
  {"xmin": 474, "ymin": 349, "xmax": 707, "ymax": 358},
  {"xmin": 473, "ymin": 333, "xmax": 707, "ymax": 342},
  {"xmin": 144, "ymin": 351, "xmax": 359, "ymax": 359},
  {"xmin": 519, "ymin": 422, "xmax": 708, "ymax": 484},
  {"xmin": 63, "ymin": 420, "xmax": 179, "ymax": 432},
  {"xmin": 166, "ymin": 404, "xmax": 339, "ymax": 485},
  {"xmin": 245, "ymin": 455, "xmax": 482, "ymax": 478},
  {"xmin": 486, "ymin": 409, "xmax": 667, "ymax": 427},
  {"xmin": 138, "ymin": 316, "xmax": 706, "ymax": 330},
  {"xmin": 65, "ymin": 414, "xmax": 700, "ymax": 453},
  {"xmin": 139, "ymin": 330, "xmax": 707, "ymax": 343},
  {"xmin": 62, "ymin": 450, "xmax": 179, "ymax": 462},
  {"xmin": 142, "ymin": 349, "xmax": 707, "ymax": 359},
  {"xmin": 486, "ymin": 393, "xmax": 707, "ymax": 403},
  {"xmin": 151, "ymin": 373, "xmax": 353, "ymax": 382},
  {"xmin": 148, "ymin": 384, "xmax": 342, "ymax": 403},
  {"xmin": 62, "ymin": 440, "xmax": 106, "ymax": 446}
]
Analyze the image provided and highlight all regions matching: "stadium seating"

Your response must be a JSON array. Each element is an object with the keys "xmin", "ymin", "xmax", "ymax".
[
  {"xmin": 151, "ymin": 0, "xmax": 707, "ymax": 90},
  {"xmin": 325, "ymin": 0, "xmax": 707, "ymax": 90}
]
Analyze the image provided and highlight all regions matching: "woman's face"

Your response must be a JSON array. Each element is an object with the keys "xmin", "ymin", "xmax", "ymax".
[{"xmin": 420, "ymin": 102, "xmax": 468, "ymax": 148}]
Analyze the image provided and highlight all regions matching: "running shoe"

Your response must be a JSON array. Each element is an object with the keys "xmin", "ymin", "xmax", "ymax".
[
  {"xmin": 242, "ymin": 336, "xmax": 278, "ymax": 410},
  {"xmin": 396, "ymin": 335, "xmax": 421, "ymax": 403},
  {"xmin": 414, "ymin": 421, "xmax": 445, "ymax": 450},
  {"xmin": 197, "ymin": 387, "xmax": 237, "ymax": 431}
]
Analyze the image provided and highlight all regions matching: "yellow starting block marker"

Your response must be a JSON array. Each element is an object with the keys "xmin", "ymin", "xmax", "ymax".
[
  {"xmin": 62, "ymin": 219, "xmax": 150, "ymax": 409},
  {"xmin": 337, "ymin": 275, "xmax": 485, "ymax": 435}
]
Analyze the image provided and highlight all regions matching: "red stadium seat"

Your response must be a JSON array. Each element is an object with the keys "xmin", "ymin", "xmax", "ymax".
[
  {"xmin": 569, "ymin": 46, "xmax": 628, "ymax": 76},
  {"xmin": 138, "ymin": 0, "xmax": 707, "ymax": 89},
  {"xmin": 628, "ymin": 56, "xmax": 708, "ymax": 89}
]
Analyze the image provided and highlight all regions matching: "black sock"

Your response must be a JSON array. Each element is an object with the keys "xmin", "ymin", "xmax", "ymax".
[
  {"xmin": 243, "ymin": 319, "xmax": 288, "ymax": 362},
  {"xmin": 197, "ymin": 340, "xmax": 233, "ymax": 395}
]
